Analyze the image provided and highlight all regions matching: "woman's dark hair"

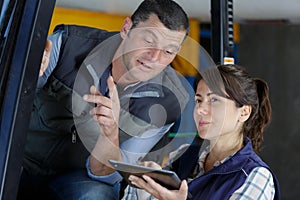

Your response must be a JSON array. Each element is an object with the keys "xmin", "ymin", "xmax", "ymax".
[
  {"xmin": 131, "ymin": 0, "xmax": 190, "ymax": 36},
  {"xmin": 194, "ymin": 64, "xmax": 272, "ymax": 152}
]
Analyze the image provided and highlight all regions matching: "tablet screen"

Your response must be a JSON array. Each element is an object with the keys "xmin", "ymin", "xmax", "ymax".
[{"xmin": 109, "ymin": 160, "xmax": 181, "ymax": 190}]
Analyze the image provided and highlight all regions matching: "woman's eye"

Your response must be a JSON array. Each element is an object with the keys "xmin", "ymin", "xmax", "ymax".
[
  {"xmin": 195, "ymin": 99, "xmax": 202, "ymax": 104},
  {"xmin": 210, "ymin": 97, "xmax": 219, "ymax": 103}
]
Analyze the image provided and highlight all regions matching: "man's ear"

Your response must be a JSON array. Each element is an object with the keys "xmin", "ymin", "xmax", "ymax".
[
  {"xmin": 239, "ymin": 105, "xmax": 252, "ymax": 122},
  {"xmin": 120, "ymin": 17, "xmax": 133, "ymax": 39}
]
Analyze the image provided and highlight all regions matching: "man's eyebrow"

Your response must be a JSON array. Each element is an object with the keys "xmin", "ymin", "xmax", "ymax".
[{"xmin": 142, "ymin": 29, "xmax": 181, "ymax": 50}]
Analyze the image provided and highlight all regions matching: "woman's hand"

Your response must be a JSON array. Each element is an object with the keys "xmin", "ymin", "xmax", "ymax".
[
  {"xmin": 128, "ymin": 175, "xmax": 188, "ymax": 200},
  {"xmin": 138, "ymin": 161, "xmax": 162, "ymax": 169}
]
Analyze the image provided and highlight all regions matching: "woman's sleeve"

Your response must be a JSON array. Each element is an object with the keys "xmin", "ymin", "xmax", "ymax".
[{"xmin": 230, "ymin": 167, "xmax": 275, "ymax": 200}]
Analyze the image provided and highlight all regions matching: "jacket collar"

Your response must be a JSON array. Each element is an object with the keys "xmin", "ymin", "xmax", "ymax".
[{"xmin": 206, "ymin": 138, "xmax": 265, "ymax": 175}]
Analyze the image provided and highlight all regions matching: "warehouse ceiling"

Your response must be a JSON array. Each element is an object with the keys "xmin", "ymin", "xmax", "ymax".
[{"xmin": 56, "ymin": 0, "xmax": 300, "ymax": 23}]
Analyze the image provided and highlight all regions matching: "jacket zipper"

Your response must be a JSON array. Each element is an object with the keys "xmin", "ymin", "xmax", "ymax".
[{"xmin": 72, "ymin": 128, "xmax": 77, "ymax": 143}]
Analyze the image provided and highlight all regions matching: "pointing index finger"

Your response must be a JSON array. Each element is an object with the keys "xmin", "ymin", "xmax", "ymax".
[{"xmin": 107, "ymin": 76, "xmax": 119, "ymax": 102}]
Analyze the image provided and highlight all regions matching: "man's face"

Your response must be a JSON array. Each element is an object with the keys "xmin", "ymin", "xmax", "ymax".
[{"xmin": 119, "ymin": 14, "xmax": 186, "ymax": 82}]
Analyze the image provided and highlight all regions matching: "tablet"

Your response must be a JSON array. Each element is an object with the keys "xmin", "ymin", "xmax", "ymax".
[{"xmin": 109, "ymin": 160, "xmax": 181, "ymax": 190}]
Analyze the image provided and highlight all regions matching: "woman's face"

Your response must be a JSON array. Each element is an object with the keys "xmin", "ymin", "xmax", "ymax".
[{"xmin": 193, "ymin": 80, "xmax": 243, "ymax": 140}]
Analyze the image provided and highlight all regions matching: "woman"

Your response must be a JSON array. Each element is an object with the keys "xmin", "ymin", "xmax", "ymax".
[{"xmin": 127, "ymin": 64, "xmax": 280, "ymax": 199}]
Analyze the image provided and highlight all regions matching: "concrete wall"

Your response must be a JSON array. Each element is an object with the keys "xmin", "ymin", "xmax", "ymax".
[{"xmin": 238, "ymin": 24, "xmax": 300, "ymax": 200}]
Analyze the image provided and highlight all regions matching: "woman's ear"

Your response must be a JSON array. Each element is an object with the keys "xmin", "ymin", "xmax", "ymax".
[
  {"xmin": 120, "ymin": 17, "xmax": 133, "ymax": 39},
  {"xmin": 239, "ymin": 105, "xmax": 252, "ymax": 122}
]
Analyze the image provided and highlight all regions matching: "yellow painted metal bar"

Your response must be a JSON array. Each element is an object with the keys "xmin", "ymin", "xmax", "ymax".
[{"xmin": 49, "ymin": 7, "xmax": 200, "ymax": 76}]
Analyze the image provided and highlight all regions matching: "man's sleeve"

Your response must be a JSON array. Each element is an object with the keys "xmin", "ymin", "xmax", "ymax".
[
  {"xmin": 85, "ymin": 123, "xmax": 173, "ymax": 184},
  {"xmin": 86, "ymin": 156, "xmax": 123, "ymax": 185},
  {"xmin": 120, "ymin": 123, "xmax": 173, "ymax": 163}
]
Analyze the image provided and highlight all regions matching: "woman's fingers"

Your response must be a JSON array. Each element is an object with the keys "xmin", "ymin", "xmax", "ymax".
[{"xmin": 129, "ymin": 175, "xmax": 188, "ymax": 200}]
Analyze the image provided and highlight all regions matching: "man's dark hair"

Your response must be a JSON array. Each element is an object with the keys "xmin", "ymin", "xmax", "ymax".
[{"xmin": 131, "ymin": 0, "xmax": 190, "ymax": 36}]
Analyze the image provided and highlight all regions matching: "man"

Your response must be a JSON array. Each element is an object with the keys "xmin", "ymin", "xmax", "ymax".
[{"xmin": 18, "ymin": 0, "xmax": 190, "ymax": 199}]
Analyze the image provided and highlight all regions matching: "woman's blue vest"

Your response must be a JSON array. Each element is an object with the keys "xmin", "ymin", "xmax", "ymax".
[{"xmin": 171, "ymin": 138, "xmax": 280, "ymax": 199}]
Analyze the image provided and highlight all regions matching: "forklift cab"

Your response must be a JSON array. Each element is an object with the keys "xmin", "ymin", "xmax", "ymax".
[{"xmin": 0, "ymin": 0, "xmax": 56, "ymax": 199}]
